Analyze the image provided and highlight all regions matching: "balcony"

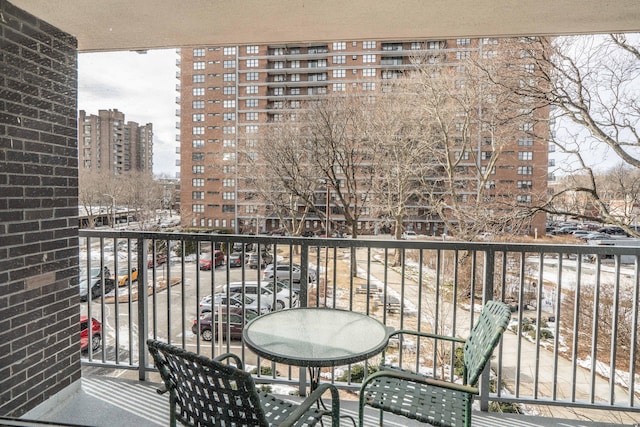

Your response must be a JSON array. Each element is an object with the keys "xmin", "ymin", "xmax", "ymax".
[{"xmin": 19, "ymin": 230, "xmax": 640, "ymax": 425}]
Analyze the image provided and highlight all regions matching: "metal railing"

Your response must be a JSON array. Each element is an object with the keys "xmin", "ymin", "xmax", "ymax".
[{"xmin": 78, "ymin": 229, "xmax": 640, "ymax": 415}]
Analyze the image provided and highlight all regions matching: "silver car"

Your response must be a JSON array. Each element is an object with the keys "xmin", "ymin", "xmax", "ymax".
[{"xmin": 198, "ymin": 293, "xmax": 271, "ymax": 315}]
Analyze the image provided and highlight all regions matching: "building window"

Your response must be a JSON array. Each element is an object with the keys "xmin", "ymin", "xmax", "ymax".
[
  {"xmin": 223, "ymin": 73, "xmax": 236, "ymax": 82},
  {"xmin": 332, "ymin": 42, "xmax": 346, "ymax": 50},
  {"xmin": 245, "ymin": 125, "xmax": 259, "ymax": 133},
  {"xmin": 246, "ymin": 86, "xmax": 258, "ymax": 94},
  {"xmin": 518, "ymin": 151, "xmax": 533, "ymax": 161},
  {"xmin": 333, "ymin": 55, "xmax": 346, "ymax": 64},
  {"xmin": 222, "ymin": 153, "xmax": 236, "ymax": 161},
  {"xmin": 246, "ymin": 112, "xmax": 258, "ymax": 121},
  {"xmin": 192, "ymin": 178, "xmax": 204, "ymax": 187},
  {"xmin": 333, "ymin": 83, "xmax": 346, "ymax": 92},
  {"xmin": 223, "ymin": 178, "xmax": 235, "ymax": 187},
  {"xmin": 333, "ymin": 69, "xmax": 346, "ymax": 78},
  {"xmin": 192, "ymin": 204, "xmax": 204, "ymax": 213},
  {"xmin": 192, "ymin": 113, "xmax": 205, "ymax": 122},
  {"xmin": 362, "ymin": 82, "xmax": 376, "ymax": 91},
  {"xmin": 193, "ymin": 87, "xmax": 205, "ymax": 96},
  {"xmin": 290, "ymin": 74, "xmax": 300, "ymax": 82},
  {"xmin": 485, "ymin": 180, "xmax": 496, "ymax": 189},
  {"xmin": 223, "ymin": 60, "xmax": 236, "ymax": 68},
  {"xmin": 246, "ymin": 99, "xmax": 258, "ymax": 108},
  {"xmin": 363, "ymin": 54, "xmax": 376, "ymax": 63},
  {"xmin": 246, "ymin": 45, "xmax": 259, "ymax": 54},
  {"xmin": 362, "ymin": 68, "xmax": 376, "ymax": 77},
  {"xmin": 222, "ymin": 192, "xmax": 235, "ymax": 200},
  {"xmin": 517, "ymin": 180, "xmax": 533, "ymax": 189},
  {"xmin": 223, "ymin": 165, "xmax": 235, "ymax": 173},
  {"xmin": 517, "ymin": 166, "xmax": 533, "ymax": 175},
  {"xmin": 520, "ymin": 122, "xmax": 534, "ymax": 132},
  {"xmin": 192, "ymin": 126, "xmax": 204, "ymax": 135},
  {"xmin": 223, "ymin": 112, "xmax": 236, "ymax": 121},
  {"xmin": 518, "ymin": 137, "xmax": 534, "ymax": 146},
  {"xmin": 192, "ymin": 191, "xmax": 204, "ymax": 200},
  {"xmin": 455, "ymin": 51, "xmax": 470, "ymax": 60},
  {"xmin": 223, "ymin": 126, "xmax": 235, "ymax": 134},
  {"xmin": 246, "ymin": 59, "xmax": 259, "ymax": 68},
  {"xmin": 222, "ymin": 205, "xmax": 235, "ymax": 213},
  {"xmin": 363, "ymin": 41, "xmax": 376, "ymax": 49},
  {"xmin": 192, "ymin": 139, "xmax": 204, "ymax": 148},
  {"xmin": 192, "ymin": 100, "xmax": 205, "ymax": 109},
  {"xmin": 411, "ymin": 42, "xmax": 422, "ymax": 50},
  {"xmin": 223, "ymin": 139, "xmax": 235, "ymax": 147},
  {"xmin": 247, "ymin": 72, "xmax": 259, "ymax": 81},
  {"xmin": 223, "ymin": 99, "xmax": 236, "ymax": 108},
  {"xmin": 456, "ymin": 38, "xmax": 471, "ymax": 46},
  {"xmin": 274, "ymin": 61, "xmax": 284, "ymax": 69},
  {"xmin": 192, "ymin": 152, "xmax": 204, "ymax": 161},
  {"xmin": 481, "ymin": 166, "xmax": 496, "ymax": 175},
  {"xmin": 193, "ymin": 48, "xmax": 205, "ymax": 57},
  {"xmin": 192, "ymin": 165, "xmax": 204, "ymax": 174},
  {"xmin": 223, "ymin": 46, "xmax": 236, "ymax": 55},
  {"xmin": 290, "ymin": 88, "xmax": 300, "ymax": 95},
  {"xmin": 481, "ymin": 151, "xmax": 492, "ymax": 160},
  {"xmin": 193, "ymin": 61, "xmax": 205, "ymax": 70},
  {"xmin": 428, "ymin": 41, "xmax": 442, "ymax": 50},
  {"xmin": 516, "ymin": 195, "xmax": 532, "ymax": 204},
  {"xmin": 193, "ymin": 74, "xmax": 205, "ymax": 83},
  {"xmin": 290, "ymin": 60, "xmax": 300, "ymax": 68},
  {"xmin": 273, "ymin": 87, "xmax": 284, "ymax": 96},
  {"xmin": 524, "ymin": 63, "xmax": 535, "ymax": 73},
  {"xmin": 223, "ymin": 86, "xmax": 236, "ymax": 95}
]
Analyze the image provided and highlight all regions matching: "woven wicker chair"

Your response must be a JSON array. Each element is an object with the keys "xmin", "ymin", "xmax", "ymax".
[
  {"xmin": 358, "ymin": 300, "xmax": 512, "ymax": 427},
  {"xmin": 147, "ymin": 339, "xmax": 340, "ymax": 427}
]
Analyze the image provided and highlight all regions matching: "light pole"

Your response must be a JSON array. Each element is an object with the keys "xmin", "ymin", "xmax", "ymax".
[{"xmin": 103, "ymin": 194, "xmax": 115, "ymax": 228}]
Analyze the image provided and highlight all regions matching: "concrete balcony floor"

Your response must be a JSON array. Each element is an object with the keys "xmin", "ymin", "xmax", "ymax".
[{"xmin": 20, "ymin": 370, "xmax": 636, "ymax": 427}]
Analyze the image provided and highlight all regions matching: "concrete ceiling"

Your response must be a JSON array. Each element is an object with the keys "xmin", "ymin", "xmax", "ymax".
[{"xmin": 10, "ymin": 0, "xmax": 640, "ymax": 52}]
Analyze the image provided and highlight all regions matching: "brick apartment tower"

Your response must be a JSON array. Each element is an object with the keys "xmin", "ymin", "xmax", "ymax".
[
  {"xmin": 78, "ymin": 109, "xmax": 153, "ymax": 175},
  {"xmin": 178, "ymin": 40, "xmax": 548, "ymax": 235}
]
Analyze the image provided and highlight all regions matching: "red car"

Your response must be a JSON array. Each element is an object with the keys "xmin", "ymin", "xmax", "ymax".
[
  {"xmin": 199, "ymin": 250, "xmax": 225, "ymax": 270},
  {"xmin": 80, "ymin": 316, "xmax": 102, "ymax": 351}
]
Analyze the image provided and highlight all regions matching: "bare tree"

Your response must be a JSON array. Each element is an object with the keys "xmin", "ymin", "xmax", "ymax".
[
  {"xmin": 481, "ymin": 35, "xmax": 640, "ymax": 233},
  {"xmin": 408, "ymin": 51, "xmax": 541, "ymax": 239}
]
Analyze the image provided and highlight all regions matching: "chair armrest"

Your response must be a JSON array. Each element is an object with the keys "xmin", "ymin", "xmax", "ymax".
[
  {"xmin": 213, "ymin": 352, "xmax": 244, "ymax": 369},
  {"xmin": 362, "ymin": 368, "xmax": 479, "ymax": 396},
  {"xmin": 279, "ymin": 383, "xmax": 340, "ymax": 427},
  {"xmin": 389, "ymin": 329, "xmax": 466, "ymax": 344}
]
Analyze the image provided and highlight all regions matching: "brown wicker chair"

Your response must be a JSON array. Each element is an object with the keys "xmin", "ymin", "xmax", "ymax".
[
  {"xmin": 147, "ymin": 339, "xmax": 340, "ymax": 427},
  {"xmin": 358, "ymin": 300, "xmax": 512, "ymax": 427}
]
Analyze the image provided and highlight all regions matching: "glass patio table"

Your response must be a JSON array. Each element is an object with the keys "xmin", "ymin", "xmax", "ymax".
[{"xmin": 243, "ymin": 307, "xmax": 389, "ymax": 390}]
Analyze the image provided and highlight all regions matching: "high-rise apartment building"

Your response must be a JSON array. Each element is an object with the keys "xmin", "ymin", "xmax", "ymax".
[
  {"xmin": 178, "ymin": 39, "xmax": 548, "ymax": 235},
  {"xmin": 79, "ymin": 109, "xmax": 153, "ymax": 175}
]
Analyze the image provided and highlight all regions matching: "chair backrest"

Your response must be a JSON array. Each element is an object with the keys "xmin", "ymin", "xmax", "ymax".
[
  {"xmin": 463, "ymin": 300, "xmax": 512, "ymax": 386},
  {"xmin": 147, "ymin": 339, "xmax": 269, "ymax": 427}
]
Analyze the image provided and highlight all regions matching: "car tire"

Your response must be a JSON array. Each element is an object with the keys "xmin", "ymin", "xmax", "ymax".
[
  {"xmin": 276, "ymin": 300, "xmax": 285, "ymax": 310},
  {"xmin": 202, "ymin": 329, "xmax": 213, "ymax": 341},
  {"xmin": 91, "ymin": 334, "xmax": 101, "ymax": 351}
]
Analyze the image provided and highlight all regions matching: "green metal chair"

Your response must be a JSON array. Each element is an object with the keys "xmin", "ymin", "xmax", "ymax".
[
  {"xmin": 358, "ymin": 300, "xmax": 512, "ymax": 427},
  {"xmin": 147, "ymin": 339, "xmax": 340, "ymax": 427}
]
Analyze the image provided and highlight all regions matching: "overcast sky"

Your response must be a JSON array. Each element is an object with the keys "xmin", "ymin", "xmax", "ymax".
[{"xmin": 78, "ymin": 49, "xmax": 178, "ymax": 177}]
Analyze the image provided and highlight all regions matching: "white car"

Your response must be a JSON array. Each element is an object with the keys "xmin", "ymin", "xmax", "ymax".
[
  {"xmin": 198, "ymin": 293, "xmax": 271, "ymax": 315},
  {"xmin": 401, "ymin": 231, "xmax": 418, "ymax": 240},
  {"xmin": 220, "ymin": 281, "xmax": 298, "ymax": 311},
  {"xmin": 262, "ymin": 264, "xmax": 317, "ymax": 284}
]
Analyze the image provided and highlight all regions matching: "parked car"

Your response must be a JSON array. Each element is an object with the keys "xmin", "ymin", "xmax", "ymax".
[
  {"xmin": 401, "ymin": 230, "xmax": 418, "ymax": 240},
  {"xmin": 80, "ymin": 315, "xmax": 102, "ymax": 351},
  {"xmin": 223, "ymin": 280, "xmax": 298, "ymax": 311},
  {"xmin": 117, "ymin": 267, "xmax": 138, "ymax": 287},
  {"xmin": 597, "ymin": 226, "xmax": 629, "ymax": 236},
  {"xmin": 227, "ymin": 252, "xmax": 243, "ymax": 268},
  {"xmin": 551, "ymin": 226, "xmax": 578, "ymax": 235},
  {"xmin": 192, "ymin": 308, "xmax": 259, "ymax": 341},
  {"xmin": 262, "ymin": 263, "xmax": 316, "ymax": 283},
  {"xmin": 79, "ymin": 266, "xmax": 115, "ymax": 301},
  {"xmin": 148, "ymin": 254, "xmax": 168, "ymax": 268},
  {"xmin": 246, "ymin": 251, "xmax": 273, "ymax": 269},
  {"xmin": 582, "ymin": 232, "xmax": 613, "ymax": 241},
  {"xmin": 199, "ymin": 250, "xmax": 225, "ymax": 270},
  {"xmin": 198, "ymin": 293, "xmax": 271, "ymax": 315}
]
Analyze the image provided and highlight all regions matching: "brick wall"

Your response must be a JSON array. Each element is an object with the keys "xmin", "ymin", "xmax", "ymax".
[{"xmin": 0, "ymin": 1, "xmax": 80, "ymax": 417}]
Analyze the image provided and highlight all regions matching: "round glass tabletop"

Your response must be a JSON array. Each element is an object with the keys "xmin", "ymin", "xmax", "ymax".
[{"xmin": 243, "ymin": 307, "xmax": 389, "ymax": 367}]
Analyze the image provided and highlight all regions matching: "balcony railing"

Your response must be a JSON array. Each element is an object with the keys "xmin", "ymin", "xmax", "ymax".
[{"xmin": 78, "ymin": 229, "xmax": 640, "ymax": 417}]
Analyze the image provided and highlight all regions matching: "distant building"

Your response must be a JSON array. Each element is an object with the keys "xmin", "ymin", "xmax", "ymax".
[
  {"xmin": 79, "ymin": 109, "xmax": 153, "ymax": 175},
  {"xmin": 178, "ymin": 39, "xmax": 548, "ymax": 234}
]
